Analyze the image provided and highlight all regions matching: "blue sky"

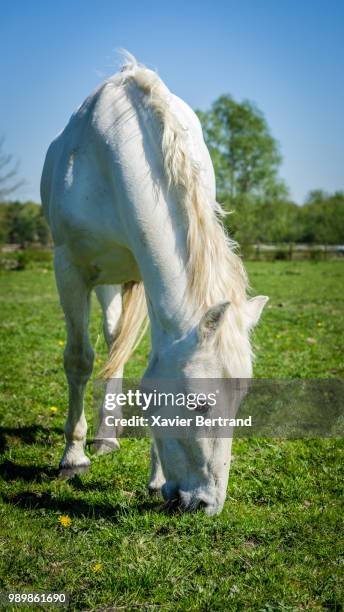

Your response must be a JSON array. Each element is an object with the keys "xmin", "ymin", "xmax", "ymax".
[{"xmin": 1, "ymin": 0, "xmax": 343, "ymax": 204}]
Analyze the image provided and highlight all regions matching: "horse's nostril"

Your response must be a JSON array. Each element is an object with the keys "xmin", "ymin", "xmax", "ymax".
[
  {"xmin": 162, "ymin": 493, "xmax": 181, "ymax": 514},
  {"xmin": 161, "ymin": 482, "xmax": 181, "ymax": 513},
  {"xmin": 182, "ymin": 494, "xmax": 210, "ymax": 512},
  {"xmin": 162, "ymin": 483, "xmax": 213, "ymax": 513}
]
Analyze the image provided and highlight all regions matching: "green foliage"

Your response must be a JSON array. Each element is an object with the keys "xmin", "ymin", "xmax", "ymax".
[
  {"xmin": 225, "ymin": 198, "xmax": 301, "ymax": 244},
  {"xmin": 224, "ymin": 192, "xmax": 344, "ymax": 246},
  {"xmin": 299, "ymin": 190, "xmax": 344, "ymax": 244},
  {"xmin": 0, "ymin": 201, "xmax": 50, "ymax": 247},
  {"xmin": 0, "ymin": 248, "xmax": 53, "ymax": 271},
  {"xmin": 0, "ymin": 263, "xmax": 343, "ymax": 609},
  {"xmin": 197, "ymin": 94, "xmax": 344, "ymax": 246},
  {"xmin": 197, "ymin": 95, "xmax": 288, "ymax": 203}
]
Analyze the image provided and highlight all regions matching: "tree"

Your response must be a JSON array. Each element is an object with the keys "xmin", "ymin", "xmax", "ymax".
[
  {"xmin": 226, "ymin": 198, "xmax": 302, "ymax": 245},
  {"xmin": 197, "ymin": 96, "xmax": 287, "ymax": 204},
  {"xmin": 36, "ymin": 206, "xmax": 50, "ymax": 245},
  {"xmin": 6, "ymin": 202, "xmax": 37, "ymax": 246},
  {"xmin": 0, "ymin": 201, "xmax": 51, "ymax": 247},
  {"xmin": 0, "ymin": 136, "xmax": 25, "ymax": 200},
  {"xmin": 300, "ymin": 190, "xmax": 344, "ymax": 244}
]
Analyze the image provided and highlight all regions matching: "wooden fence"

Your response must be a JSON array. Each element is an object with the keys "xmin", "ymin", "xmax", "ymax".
[{"xmin": 241, "ymin": 244, "xmax": 344, "ymax": 261}]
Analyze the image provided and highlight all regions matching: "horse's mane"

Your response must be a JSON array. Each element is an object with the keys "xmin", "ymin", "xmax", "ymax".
[
  {"xmin": 117, "ymin": 53, "xmax": 252, "ymax": 376},
  {"xmin": 104, "ymin": 53, "xmax": 251, "ymax": 378}
]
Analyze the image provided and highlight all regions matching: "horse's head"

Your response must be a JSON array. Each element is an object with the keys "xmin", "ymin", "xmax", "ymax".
[{"xmin": 143, "ymin": 295, "xmax": 268, "ymax": 515}]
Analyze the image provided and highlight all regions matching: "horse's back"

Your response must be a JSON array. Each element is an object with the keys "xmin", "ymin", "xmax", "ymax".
[
  {"xmin": 41, "ymin": 83, "xmax": 119, "ymax": 238},
  {"xmin": 40, "ymin": 71, "xmax": 216, "ymax": 284}
]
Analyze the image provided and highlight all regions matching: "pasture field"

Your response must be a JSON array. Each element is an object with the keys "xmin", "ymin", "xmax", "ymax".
[{"xmin": 0, "ymin": 260, "xmax": 343, "ymax": 611}]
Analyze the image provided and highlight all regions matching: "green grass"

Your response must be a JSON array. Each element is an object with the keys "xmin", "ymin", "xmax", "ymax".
[{"xmin": 0, "ymin": 260, "xmax": 343, "ymax": 611}]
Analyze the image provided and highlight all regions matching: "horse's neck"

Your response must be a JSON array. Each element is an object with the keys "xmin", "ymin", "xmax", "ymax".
[
  {"xmin": 135, "ymin": 204, "xmax": 195, "ymax": 353},
  {"xmin": 106, "ymin": 82, "xmax": 197, "ymax": 350},
  {"xmin": 122, "ymin": 186, "xmax": 194, "ymax": 351}
]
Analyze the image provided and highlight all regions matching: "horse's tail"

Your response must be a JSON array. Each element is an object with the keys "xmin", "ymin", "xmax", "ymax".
[{"xmin": 102, "ymin": 281, "xmax": 148, "ymax": 379}]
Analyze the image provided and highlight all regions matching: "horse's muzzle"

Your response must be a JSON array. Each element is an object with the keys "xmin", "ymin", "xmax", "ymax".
[{"xmin": 161, "ymin": 481, "xmax": 222, "ymax": 516}]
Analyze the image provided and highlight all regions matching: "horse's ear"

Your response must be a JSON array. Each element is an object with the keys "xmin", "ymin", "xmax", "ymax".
[
  {"xmin": 198, "ymin": 301, "xmax": 230, "ymax": 342},
  {"xmin": 246, "ymin": 296, "xmax": 269, "ymax": 327}
]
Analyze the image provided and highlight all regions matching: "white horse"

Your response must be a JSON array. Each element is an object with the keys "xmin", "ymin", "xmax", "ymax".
[{"xmin": 41, "ymin": 54, "xmax": 268, "ymax": 515}]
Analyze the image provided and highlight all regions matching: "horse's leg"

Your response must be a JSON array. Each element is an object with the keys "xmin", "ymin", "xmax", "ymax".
[
  {"xmin": 54, "ymin": 247, "xmax": 94, "ymax": 469},
  {"xmin": 94, "ymin": 284, "xmax": 123, "ymax": 455},
  {"xmin": 148, "ymin": 441, "xmax": 165, "ymax": 494}
]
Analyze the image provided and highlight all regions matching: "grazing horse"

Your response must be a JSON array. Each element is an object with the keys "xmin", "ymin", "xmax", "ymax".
[{"xmin": 41, "ymin": 54, "xmax": 268, "ymax": 515}]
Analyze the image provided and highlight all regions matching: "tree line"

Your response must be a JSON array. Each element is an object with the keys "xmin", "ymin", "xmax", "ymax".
[
  {"xmin": 224, "ymin": 190, "xmax": 344, "ymax": 246},
  {"xmin": 1, "ymin": 190, "xmax": 343, "ymax": 248},
  {"xmin": 197, "ymin": 95, "xmax": 344, "ymax": 245},
  {"xmin": 0, "ymin": 94, "xmax": 343, "ymax": 247}
]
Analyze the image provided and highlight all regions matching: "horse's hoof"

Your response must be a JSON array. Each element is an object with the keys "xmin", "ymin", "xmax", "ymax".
[
  {"xmin": 58, "ymin": 464, "xmax": 90, "ymax": 480},
  {"xmin": 93, "ymin": 439, "xmax": 120, "ymax": 456}
]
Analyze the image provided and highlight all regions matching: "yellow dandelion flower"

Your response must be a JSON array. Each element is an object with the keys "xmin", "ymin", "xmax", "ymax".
[
  {"xmin": 50, "ymin": 406, "xmax": 58, "ymax": 413},
  {"xmin": 58, "ymin": 340, "xmax": 65, "ymax": 346},
  {"xmin": 92, "ymin": 563, "xmax": 103, "ymax": 572},
  {"xmin": 58, "ymin": 515, "xmax": 72, "ymax": 527}
]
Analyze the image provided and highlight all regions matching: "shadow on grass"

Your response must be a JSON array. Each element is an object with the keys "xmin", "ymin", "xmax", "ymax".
[
  {"xmin": 1, "ymin": 489, "xmax": 161, "ymax": 521},
  {"xmin": 0, "ymin": 459, "xmax": 59, "ymax": 482},
  {"xmin": 0, "ymin": 424, "xmax": 63, "ymax": 453},
  {"xmin": 66, "ymin": 475, "xmax": 119, "ymax": 493},
  {"xmin": 0, "ymin": 424, "xmax": 166, "ymax": 519}
]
